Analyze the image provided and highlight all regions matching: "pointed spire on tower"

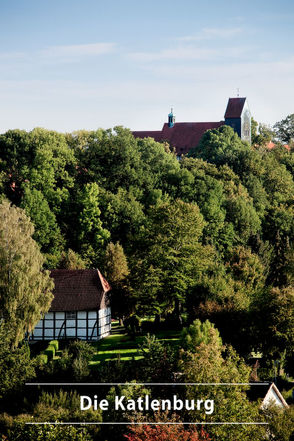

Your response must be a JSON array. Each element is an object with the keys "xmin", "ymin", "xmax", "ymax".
[{"xmin": 168, "ymin": 107, "xmax": 175, "ymax": 128}]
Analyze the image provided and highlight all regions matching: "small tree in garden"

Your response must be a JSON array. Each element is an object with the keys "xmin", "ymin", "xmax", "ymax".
[
  {"xmin": 124, "ymin": 416, "xmax": 211, "ymax": 441},
  {"xmin": 180, "ymin": 319, "xmax": 222, "ymax": 353}
]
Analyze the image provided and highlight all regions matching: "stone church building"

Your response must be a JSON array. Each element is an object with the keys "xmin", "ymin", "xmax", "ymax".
[{"xmin": 133, "ymin": 97, "xmax": 251, "ymax": 156}]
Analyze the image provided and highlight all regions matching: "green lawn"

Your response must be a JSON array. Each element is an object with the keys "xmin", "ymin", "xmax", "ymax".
[{"xmin": 89, "ymin": 321, "xmax": 181, "ymax": 365}]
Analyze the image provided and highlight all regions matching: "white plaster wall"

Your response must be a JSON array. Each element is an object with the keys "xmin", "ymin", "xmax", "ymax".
[{"xmin": 32, "ymin": 307, "xmax": 111, "ymax": 341}]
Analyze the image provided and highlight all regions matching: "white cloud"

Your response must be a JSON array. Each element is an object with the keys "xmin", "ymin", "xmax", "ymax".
[
  {"xmin": 140, "ymin": 57, "xmax": 294, "ymax": 82},
  {"xmin": 0, "ymin": 51, "xmax": 27, "ymax": 61},
  {"xmin": 128, "ymin": 44, "xmax": 251, "ymax": 63},
  {"xmin": 0, "ymin": 42, "xmax": 116, "ymax": 68},
  {"xmin": 127, "ymin": 26, "xmax": 249, "ymax": 64},
  {"xmin": 128, "ymin": 47, "xmax": 219, "ymax": 62},
  {"xmin": 40, "ymin": 42, "xmax": 115, "ymax": 59},
  {"xmin": 177, "ymin": 27, "xmax": 243, "ymax": 42}
]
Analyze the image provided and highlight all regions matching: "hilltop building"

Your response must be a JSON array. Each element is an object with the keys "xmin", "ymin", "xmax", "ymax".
[{"xmin": 133, "ymin": 97, "xmax": 251, "ymax": 156}]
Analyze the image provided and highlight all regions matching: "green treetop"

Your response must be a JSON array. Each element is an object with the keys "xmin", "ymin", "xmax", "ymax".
[{"xmin": 0, "ymin": 200, "xmax": 54, "ymax": 347}]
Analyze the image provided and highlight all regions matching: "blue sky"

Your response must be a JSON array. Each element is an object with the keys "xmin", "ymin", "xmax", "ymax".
[{"xmin": 0, "ymin": 0, "xmax": 293, "ymax": 132}]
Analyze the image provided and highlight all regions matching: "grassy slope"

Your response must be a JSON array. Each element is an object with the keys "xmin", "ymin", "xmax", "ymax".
[{"xmin": 89, "ymin": 322, "xmax": 181, "ymax": 365}]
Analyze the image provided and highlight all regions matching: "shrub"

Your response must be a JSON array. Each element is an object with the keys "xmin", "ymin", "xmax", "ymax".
[
  {"xmin": 68, "ymin": 340, "xmax": 95, "ymax": 361},
  {"xmin": 47, "ymin": 343, "xmax": 56, "ymax": 354},
  {"xmin": 124, "ymin": 412, "xmax": 211, "ymax": 441},
  {"xmin": 38, "ymin": 353, "xmax": 48, "ymax": 364},
  {"xmin": 180, "ymin": 319, "xmax": 222, "ymax": 353},
  {"xmin": 3, "ymin": 421, "xmax": 93, "ymax": 441},
  {"xmin": 124, "ymin": 314, "xmax": 141, "ymax": 336},
  {"xmin": 50, "ymin": 340, "xmax": 59, "ymax": 352},
  {"xmin": 138, "ymin": 334, "xmax": 176, "ymax": 382},
  {"xmin": 67, "ymin": 340, "xmax": 95, "ymax": 380},
  {"xmin": 0, "ymin": 330, "xmax": 36, "ymax": 399},
  {"xmin": 43, "ymin": 344, "xmax": 55, "ymax": 360}
]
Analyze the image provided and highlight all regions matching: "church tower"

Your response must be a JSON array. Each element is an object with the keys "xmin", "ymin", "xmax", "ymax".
[
  {"xmin": 168, "ymin": 108, "xmax": 175, "ymax": 128},
  {"xmin": 224, "ymin": 97, "xmax": 251, "ymax": 144}
]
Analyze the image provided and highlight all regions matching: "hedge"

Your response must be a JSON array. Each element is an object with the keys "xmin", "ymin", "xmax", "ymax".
[{"xmin": 50, "ymin": 340, "xmax": 59, "ymax": 352}]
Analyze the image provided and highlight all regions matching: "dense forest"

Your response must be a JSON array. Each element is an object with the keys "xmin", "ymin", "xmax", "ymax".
[{"xmin": 0, "ymin": 120, "xmax": 293, "ymax": 440}]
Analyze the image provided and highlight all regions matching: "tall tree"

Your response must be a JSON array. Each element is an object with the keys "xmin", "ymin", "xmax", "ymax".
[
  {"xmin": 274, "ymin": 114, "xmax": 294, "ymax": 143},
  {"xmin": 131, "ymin": 200, "xmax": 215, "ymax": 321},
  {"xmin": 20, "ymin": 185, "xmax": 64, "ymax": 263},
  {"xmin": 251, "ymin": 117, "xmax": 274, "ymax": 146},
  {"xmin": 104, "ymin": 242, "xmax": 131, "ymax": 320},
  {"xmin": 0, "ymin": 200, "xmax": 53, "ymax": 347},
  {"xmin": 104, "ymin": 242, "xmax": 129, "ymax": 284},
  {"xmin": 59, "ymin": 249, "xmax": 87, "ymax": 269},
  {"xmin": 255, "ymin": 286, "xmax": 294, "ymax": 364},
  {"xmin": 180, "ymin": 320, "xmax": 265, "ymax": 441},
  {"xmin": 189, "ymin": 125, "xmax": 250, "ymax": 165},
  {"xmin": 77, "ymin": 182, "xmax": 110, "ymax": 265},
  {"xmin": 0, "ymin": 128, "xmax": 76, "ymax": 211}
]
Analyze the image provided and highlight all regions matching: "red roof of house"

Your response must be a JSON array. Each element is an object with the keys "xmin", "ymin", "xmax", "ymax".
[
  {"xmin": 266, "ymin": 141, "xmax": 290, "ymax": 150},
  {"xmin": 49, "ymin": 269, "xmax": 111, "ymax": 312},
  {"xmin": 132, "ymin": 97, "xmax": 250, "ymax": 154},
  {"xmin": 267, "ymin": 141, "xmax": 275, "ymax": 149},
  {"xmin": 133, "ymin": 121, "xmax": 224, "ymax": 155},
  {"xmin": 224, "ymin": 97, "xmax": 246, "ymax": 119},
  {"xmin": 132, "ymin": 130, "xmax": 163, "ymax": 142}
]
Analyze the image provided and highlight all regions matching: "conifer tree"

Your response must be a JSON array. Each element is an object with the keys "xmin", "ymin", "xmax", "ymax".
[
  {"xmin": 104, "ymin": 241, "xmax": 130, "ymax": 320},
  {"xmin": 104, "ymin": 241, "xmax": 129, "ymax": 284}
]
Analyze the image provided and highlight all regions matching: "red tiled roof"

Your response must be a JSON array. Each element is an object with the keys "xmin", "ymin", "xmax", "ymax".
[
  {"xmin": 132, "ymin": 130, "xmax": 163, "ymax": 142},
  {"xmin": 224, "ymin": 97, "xmax": 246, "ymax": 119},
  {"xmin": 49, "ymin": 269, "xmax": 111, "ymax": 312},
  {"xmin": 133, "ymin": 121, "xmax": 224, "ymax": 155},
  {"xmin": 161, "ymin": 122, "xmax": 224, "ymax": 155},
  {"xmin": 267, "ymin": 141, "xmax": 275, "ymax": 149},
  {"xmin": 266, "ymin": 141, "xmax": 290, "ymax": 150}
]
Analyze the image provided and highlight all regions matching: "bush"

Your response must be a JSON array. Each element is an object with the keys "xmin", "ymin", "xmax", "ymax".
[
  {"xmin": 124, "ymin": 314, "xmax": 141, "ymax": 336},
  {"xmin": 50, "ymin": 340, "xmax": 59, "ymax": 352},
  {"xmin": 0, "ymin": 328, "xmax": 36, "ymax": 399},
  {"xmin": 180, "ymin": 319, "xmax": 222, "ymax": 353},
  {"xmin": 38, "ymin": 353, "xmax": 48, "ymax": 364},
  {"xmin": 47, "ymin": 343, "xmax": 56, "ymax": 354},
  {"xmin": 43, "ymin": 343, "xmax": 56, "ymax": 361},
  {"xmin": 40, "ymin": 341, "xmax": 96, "ymax": 381},
  {"xmin": 43, "ymin": 349, "xmax": 54, "ymax": 361},
  {"xmin": 263, "ymin": 405, "xmax": 294, "ymax": 441},
  {"xmin": 68, "ymin": 340, "xmax": 95, "ymax": 361},
  {"xmin": 67, "ymin": 340, "xmax": 95, "ymax": 380},
  {"xmin": 2, "ymin": 421, "xmax": 93, "ymax": 441},
  {"xmin": 138, "ymin": 334, "xmax": 176, "ymax": 382}
]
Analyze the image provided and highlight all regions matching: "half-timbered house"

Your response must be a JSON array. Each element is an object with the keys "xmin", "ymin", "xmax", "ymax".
[{"xmin": 31, "ymin": 269, "xmax": 111, "ymax": 341}]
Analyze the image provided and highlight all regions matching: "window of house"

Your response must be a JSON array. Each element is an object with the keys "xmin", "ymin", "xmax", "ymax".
[{"xmin": 66, "ymin": 311, "xmax": 77, "ymax": 320}]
